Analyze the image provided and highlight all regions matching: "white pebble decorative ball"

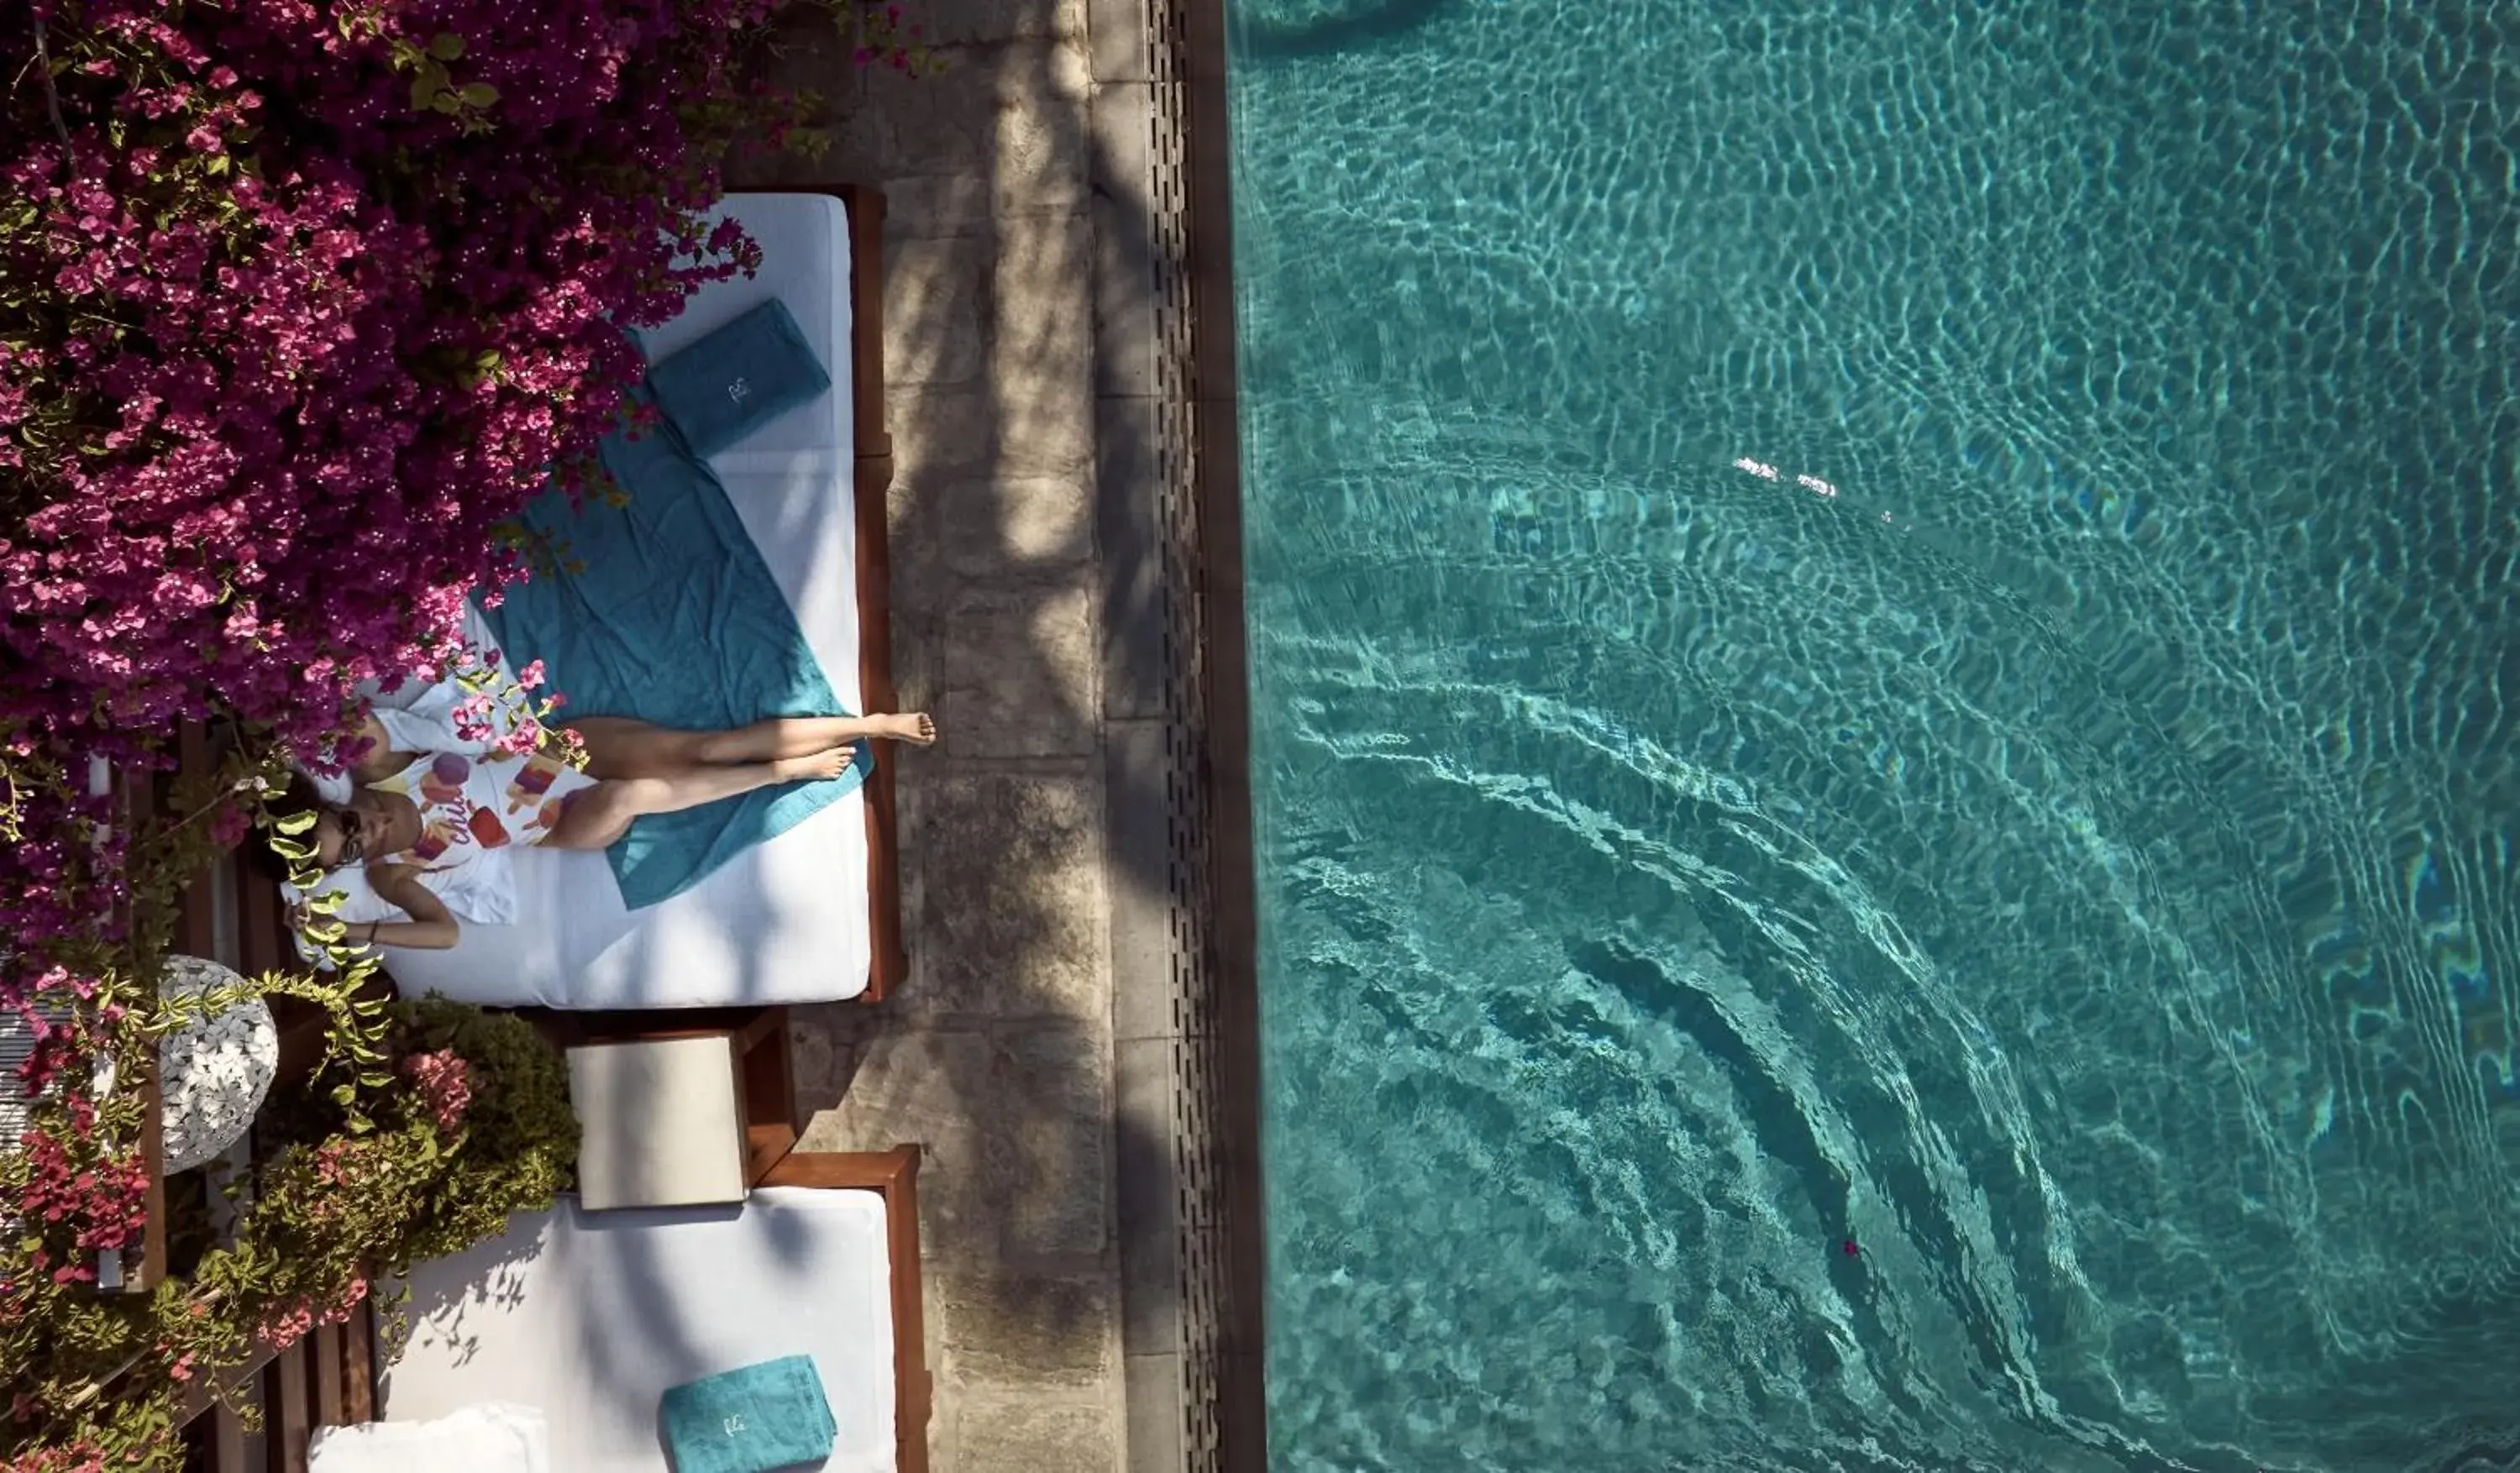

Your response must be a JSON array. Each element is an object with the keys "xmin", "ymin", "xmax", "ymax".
[{"xmin": 159, "ymin": 956, "xmax": 280, "ymax": 1176}]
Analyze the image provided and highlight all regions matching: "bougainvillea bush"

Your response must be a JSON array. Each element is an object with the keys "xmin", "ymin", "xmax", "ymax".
[
  {"xmin": 0, "ymin": 996, "xmax": 577, "ymax": 1460},
  {"xmin": 0, "ymin": 0, "xmax": 930, "ymax": 1462},
  {"xmin": 1, "ymin": 0, "xmax": 832, "ymax": 752}
]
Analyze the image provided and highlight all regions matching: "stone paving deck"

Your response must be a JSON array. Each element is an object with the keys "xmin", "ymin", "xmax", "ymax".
[{"xmin": 727, "ymin": 0, "xmax": 1250, "ymax": 1464}]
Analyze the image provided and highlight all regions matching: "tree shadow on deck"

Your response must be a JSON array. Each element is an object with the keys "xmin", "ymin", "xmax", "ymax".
[{"xmin": 732, "ymin": 3, "xmax": 1263, "ymax": 1465}]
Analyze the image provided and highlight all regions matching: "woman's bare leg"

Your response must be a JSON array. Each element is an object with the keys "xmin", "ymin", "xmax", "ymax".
[
  {"xmin": 541, "ymin": 747, "xmax": 858, "ymax": 850},
  {"xmin": 688, "ymin": 712, "xmax": 934, "ymax": 763},
  {"xmin": 569, "ymin": 713, "xmax": 933, "ymax": 778},
  {"xmin": 565, "ymin": 716, "xmax": 705, "ymax": 779}
]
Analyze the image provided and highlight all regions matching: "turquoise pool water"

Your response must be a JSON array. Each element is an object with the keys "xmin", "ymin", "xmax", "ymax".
[{"xmin": 1225, "ymin": 4, "xmax": 2519, "ymax": 1470}]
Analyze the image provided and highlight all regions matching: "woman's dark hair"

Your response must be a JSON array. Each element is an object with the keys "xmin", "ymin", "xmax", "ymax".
[{"xmin": 247, "ymin": 772, "xmax": 341, "ymax": 886}]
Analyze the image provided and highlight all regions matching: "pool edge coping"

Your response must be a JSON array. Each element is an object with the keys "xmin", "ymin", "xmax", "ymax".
[{"xmin": 1090, "ymin": 0, "xmax": 1269, "ymax": 1463}]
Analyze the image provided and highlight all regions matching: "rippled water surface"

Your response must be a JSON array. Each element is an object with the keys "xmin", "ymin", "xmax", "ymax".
[{"xmin": 1225, "ymin": 3, "xmax": 2520, "ymax": 1470}]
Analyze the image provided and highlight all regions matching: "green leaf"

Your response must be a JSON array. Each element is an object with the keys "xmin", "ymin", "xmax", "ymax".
[
  {"xmin": 458, "ymin": 81, "xmax": 500, "ymax": 107},
  {"xmin": 411, "ymin": 75, "xmax": 439, "ymax": 110},
  {"xmin": 273, "ymin": 810, "xmax": 318, "ymax": 836},
  {"xmin": 331, "ymin": 1083, "xmax": 356, "ymax": 1106},
  {"xmin": 431, "ymin": 91, "xmax": 463, "ymax": 114},
  {"xmin": 429, "ymin": 31, "xmax": 466, "ymax": 60},
  {"xmin": 270, "ymin": 836, "xmax": 312, "ymax": 862}
]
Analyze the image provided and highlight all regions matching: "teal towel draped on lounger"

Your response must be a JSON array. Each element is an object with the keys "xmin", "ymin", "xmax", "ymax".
[
  {"xmin": 480, "ymin": 382, "xmax": 872, "ymax": 909},
  {"xmin": 659, "ymin": 1354, "xmax": 837, "ymax": 1473}
]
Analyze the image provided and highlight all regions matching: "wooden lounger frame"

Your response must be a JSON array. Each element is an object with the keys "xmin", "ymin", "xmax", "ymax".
[{"xmin": 761, "ymin": 1145, "xmax": 933, "ymax": 1473}]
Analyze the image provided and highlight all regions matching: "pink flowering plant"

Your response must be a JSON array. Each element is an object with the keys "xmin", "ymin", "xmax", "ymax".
[
  {"xmin": 1, "ymin": 999, "xmax": 576, "ymax": 1460},
  {"xmin": 1, "ymin": 0, "xmax": 926, "ymax": 1460},
  {"xmin": 443, "ymin": 643, "xmax": 584, "ymax": 763}
]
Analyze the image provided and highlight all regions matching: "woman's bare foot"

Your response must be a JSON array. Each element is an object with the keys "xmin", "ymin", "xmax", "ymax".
[
  {"xmin": 774, "ymin": 744, "xmax": 859, "ymax": 783},
  {"xmin": 868, "ymin": 711, "xmax": 937, "ymax": 745}
]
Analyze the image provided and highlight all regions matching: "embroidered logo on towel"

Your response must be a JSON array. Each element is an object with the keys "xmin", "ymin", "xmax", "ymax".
[
  {"xmin": 726, "ymin": 375, "xmax": 752, "ymax": 404},
  {"xmin": 722, "ymin": 1414, "xmax": 748, "ymax": 1437}
]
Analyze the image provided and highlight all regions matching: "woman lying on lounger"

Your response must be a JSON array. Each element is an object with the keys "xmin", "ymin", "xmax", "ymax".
[{"xmin": 269, "ymin": 709, "xmax": 934, "ymax": 950}]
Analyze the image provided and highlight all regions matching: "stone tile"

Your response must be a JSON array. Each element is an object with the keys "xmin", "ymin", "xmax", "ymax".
[
  {"xmin": 1095, "ymin": 397, "xmax": 1164, "ymax": 722},
  {"xmin": 992, "ymin": 44, "xmax": 1095, "ymax": 218},
  {"xmin": 885, "ymin": 175, "xmax": 998, "ymax": 239},
  {"xmin": 833, "ymin": 50, "xmax": 999, "ymax": 177},
  {"xmin": 938, "ymin": 1269, "xmax": 1116, "ymax": 1389},
  {"xmin": 954, "ymin": 1397, "xmax": 1117, "ymax": 1472},
  {"xmin": 1086, "ymin": 82, "xmax": 1160, "ymax": 402},
  {"xmin": 1103, "ymin": 721, "xmax": 1173, "ymax": 1040},
  {"xmin": 753, "ymin": 9, "xmax": 865, "ymax": 129},
  {"xmin": 1124, "ymin": 1353, "xmax": 1183, "ymax": 1473},
  {"xmin": 912, "ymin": 771, "xmax": 1109, "ymax": 1019},
  {"xmin": 1086, "ymin": 77, "xmax": 1154, "ymax": 188},
  {"xmin": 790, "ymin": 1013, "xmax": 841, "ymax": 1097},
  {"xmin": 990, "ymin": 211, "xmax": 1095, "ymax": 477},
  {"xmin": 887, "ymin": 234, "xmax": 990, "ymax": 387},
  {"xmin": 1088, "ymin": 0, "xmax": 1152, "ymax": 83},
  {"xmin": 800, "ymin": 1027, "xmax": 993, "ymax": 1148},
  {"xmin": 939, "ymin": 476, "xmax": 1095, "ymax": 577},
  {"xmin": 1113, "ymin": 1036, "xmax": 1179, "ymax": 1352},
  {"xmin": 785, "ymin": 1000, "xmax": 874, "ymax": 1106},
  {"xmin": 889, "ymin": 386, "xmax": 1002, "ymax": 483},
  {"xmin": 795, "ymin": 1028, "xmax": 1001, "ymax": 1261},
  {"xmin": 884, "ymin": 597, "xmax": 948, "ymax": 716},
  {"xmin": 981, "ymin": 1027, "xmax": 1112, "ymax": 1256},
  {"xmin": 941, "ymin": 584, "xmax": 1098, "ymax": 758},
  {"xmin": 920, "ymin": 0, "xmax": 1086, "ymax": 45},
  {"xmin": 836, "ymin": 43, "xmax": 1091, "ymax": 205},
  {"xmin": 883, "ymin": 472, "xmax": 950, "ymax": 629},
  {"xmin": 1090, "ymin": 177, "xmax": 1158, "ymax": 401}
]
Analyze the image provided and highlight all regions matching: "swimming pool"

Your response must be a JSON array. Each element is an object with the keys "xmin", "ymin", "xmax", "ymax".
[{"xmin": 1224, "ymin": 3, "xmax": 2518, "ymax": 1470}]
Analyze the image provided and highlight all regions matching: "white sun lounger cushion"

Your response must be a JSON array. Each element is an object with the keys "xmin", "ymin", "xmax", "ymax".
[
  {"xmin": 287, "ymin": 192, "xmax": 873, "ymax": 1009},
  {"xmin": 384, "ymin": 1187, "xmax": 898, "ymax": 1472}
]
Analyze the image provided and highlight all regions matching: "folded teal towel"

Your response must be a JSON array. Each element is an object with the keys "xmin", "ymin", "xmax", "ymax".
[
  {"xmin": 645, "ymin": 298, "xmax": 832, "ymax": 459},
  {"xmin": 660, "ymin": 1355, "xmax": 836, "ymax": 1473}
]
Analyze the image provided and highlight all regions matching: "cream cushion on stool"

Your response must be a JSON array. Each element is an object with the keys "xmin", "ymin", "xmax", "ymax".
[{"xmin": 567, "ymin": 1035, "xmax": 748, "ymax": 1210}]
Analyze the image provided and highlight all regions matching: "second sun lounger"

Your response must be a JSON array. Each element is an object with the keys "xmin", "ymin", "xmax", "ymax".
[{"xmin": 363, "ymin": 1147, "xmax": 931, "ymax": 1473}]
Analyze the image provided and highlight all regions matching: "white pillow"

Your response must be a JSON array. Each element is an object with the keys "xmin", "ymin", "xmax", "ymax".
[{"xmin": 307, "ymin": 1403, "xmax": 549, "ymax": 1473}]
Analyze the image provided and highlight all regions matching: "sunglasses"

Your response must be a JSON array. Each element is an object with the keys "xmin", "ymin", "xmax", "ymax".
[{"xmin": 326, "ymin": 810, "xmax": 366, "ymax": 868}]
